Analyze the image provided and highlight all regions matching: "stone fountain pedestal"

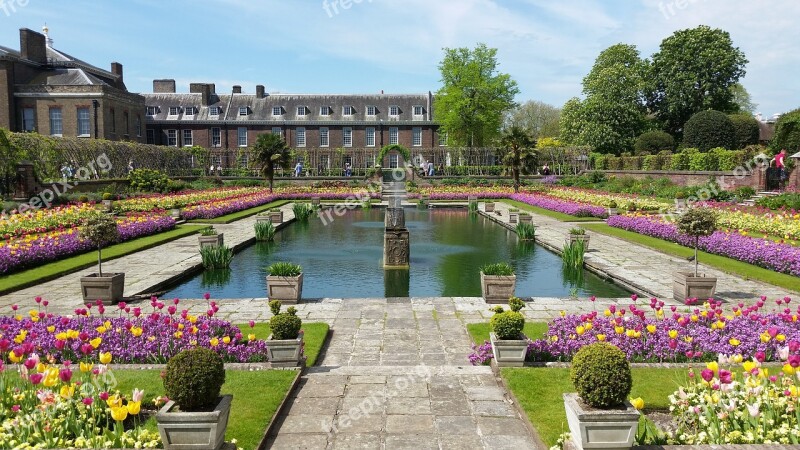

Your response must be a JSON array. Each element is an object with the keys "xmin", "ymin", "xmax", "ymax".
[{"xmin": 384, "ymin": 207, "xmax": 409, "ymax": 268}]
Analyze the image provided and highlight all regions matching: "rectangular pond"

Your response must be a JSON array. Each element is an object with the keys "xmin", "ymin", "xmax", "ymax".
[{"xmin": 164, "ymin": 208, "xmax": 630, "ymax": 299}]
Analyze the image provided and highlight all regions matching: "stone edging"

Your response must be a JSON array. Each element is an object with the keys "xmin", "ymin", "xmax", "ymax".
[{"xmin": 256, "ymin": 368, "xmax": 303, "ymax": 450}]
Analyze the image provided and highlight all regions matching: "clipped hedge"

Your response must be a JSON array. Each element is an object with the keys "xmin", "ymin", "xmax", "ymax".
[
  {"xmin": 683, "ymin": 110, "xmax": 736, "ymax": 151},
  {"xmin": 596, "ymin": 147, "xmax": 749, "ymax": 172}
]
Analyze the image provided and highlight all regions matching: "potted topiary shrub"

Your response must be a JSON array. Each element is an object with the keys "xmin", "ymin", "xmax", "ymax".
[
  {"xmin": 625, "ymin": 201, "xmax": 637, "ymax": 213},
  {"xmin": 267, "ymin": 300, "xmax": 304, "ymax": 367},
  {"xmin": 267, "ymin": 208, "xmax": 283, "ymax": 224},
  {"xmin": 607, "ymin": 200, "xmax": 618, "ymax": 216},
  {"xmin": 170, "ymin": 208, "xmax": 182, "ymax": 220},
  {"xmin": 101, "ymin": 192, "xmax": 113, "ymax": 212},
  {"xmin": 564, "ymin": 342, "xmax": 640, "ymax": 450},
  {"xmin": 80, "ymin": 215, "xmax": 124, "ymax": 305},
  {"xmin": 674, "ymin": 190, "xmax": 687, "ymax": 211},
  {"xmin": 480, "ymin": 262, "xmax": 516, "ymax": 304},
  {"xmin": 156, "ymin": 347, "xmax": 231, "ymax": 450},
  {"xmin": 508, "ymin": 208, "xmax": 520, "ymax": 224},
  {"xmin": 673, "ymin": 207, "xmax": 718, "ymax": 303},
  {"xmin": 569, "ymin": 227, "xmax": 590, "ymax": 249},
  {"xmin": 198, "ymin": 227, "xmax": 224, "ymax": 249},
  {"xmin": 266, "ymin": 261, "xmax": 303, "ymax": 304},
  {"xmin": 489, "ymin": 297, "xmax": 528, "ymax": 367},
  {"xmin": 484, "ymin": 200, "xmax": 495, "ymax": 212}
]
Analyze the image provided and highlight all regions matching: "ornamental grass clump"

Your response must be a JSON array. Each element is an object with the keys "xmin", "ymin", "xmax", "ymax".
[
  {"xmin": 676, "ymin": 207, "xmax": 717, "ymax": 276},
  {"xmin": 481, "ymin": 262, "xmax": 514, "ymax": 276},
  {"xmin": 292, "ymin": 203, "xmax": 314, "ymax": 221},
  {"xmin": 199, "ymin": 226, "xmax": 217, "ymax": 236},
  {"xmin": 267, "ymin": 261, "xmax": 302, "ymax": 277},
  {"xmin": 562, "ymin": 240, "xmax": 586, "ymax": 270},
  {"xmin": 269, "ymin": 300, "xmax": 302, "ymax": 340},
  {"xmin": 569, "ymin": 227, "xmax": 586, "ymax": 235},
  {"xmin": 81, "ymin": 214, "xmax": 119, "ymax": 276},
  {"xmin": 489, "ymin": 297, "xmax": 526, "ymax": 340},
  {"xmin": 516, "ymin": 222, "xmax": 536, "ymax": 241},
  {"xmin": 254, "ymin": 220, "xmax": 276, "ymax": 241},
  {"xmin": 570, "ymin": 342, "xmax": 632, "ymax": 408},
  {"xmin": 200, "ymin": 245, "xmax": 233, "ymax": 269},
  {"xmin": 163, "ymin": 347, "xmax": 226, "ymax": 411}
]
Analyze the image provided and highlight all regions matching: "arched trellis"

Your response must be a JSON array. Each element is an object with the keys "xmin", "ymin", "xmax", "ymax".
[{"xmin": 377, "ymin": 144, "xmax": 411, "ymax": 166}]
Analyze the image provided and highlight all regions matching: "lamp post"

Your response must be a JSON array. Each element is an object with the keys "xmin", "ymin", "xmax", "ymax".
[{"xmin": 92, "ymin": 100, "xmax": 99, "ymax": 139}]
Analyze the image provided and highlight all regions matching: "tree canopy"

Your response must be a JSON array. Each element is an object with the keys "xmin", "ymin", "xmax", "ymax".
[
  {"xmin": 506, "ymin": 100, "xmax": 561, "ymax": 139},
  {"xmin": 434, "ymin": 44, "xmax": 519, "ymax": 147},
  {"xmin": 252, "ymin": 133, "xmax": 292, "ymax": 192},
  {"xmin": 497, "ymin": 126, "xmax": 536, "ymax": 193}
]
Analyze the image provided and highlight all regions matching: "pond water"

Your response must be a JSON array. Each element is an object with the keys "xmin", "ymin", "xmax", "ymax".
[{"xmin": 164, "ymin": 208, "xmax": 630, "ymax": 299}]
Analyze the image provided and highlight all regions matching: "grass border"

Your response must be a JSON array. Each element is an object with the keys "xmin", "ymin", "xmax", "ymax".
[
  {"xmin": 583, "ymin": 223, "xmax": 800, "ymax": 293},
  {"xmin": 503, "ymin": 200, "xmax": 604, "ymax": 223},
  {"xmin": 188, "ymin": 199, "xmax": 291, "ymax": 224},
  {"xmin": 0, "ymin": 224, "xmax": 206, "ymax": 295}
]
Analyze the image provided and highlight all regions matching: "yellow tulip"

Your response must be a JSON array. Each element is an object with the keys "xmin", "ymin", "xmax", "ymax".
[
  {"xmin": 90, "ymin": 337, "xmax": 102, "ymax": 349},
  {"xmin": 110, "ymin": 406, "xmax": 128, "ymax": 422},
  {"xmin": 646, "ymin": 324, "xmax": 656, "ymax": 334},
  {"xmin": 743, "ymin": 360, "xmax": 758, "ymax": 373},
  {"xmin": 630, "ymin": 397, "xmax": 644, "ymax": 410},
  {"xmin": 222, "ymin": 336, "xmax": 231, "ymax": 344},
  {"xmin": 60, "ymin": 384, "xmax": 75, "ymax": 399},
  {"xmin": 596, "ymin": 334, "xmax": 606, "ymax": 341},
  {"xmin": 107, "ymin": 394, "xmax": 123, "ymax": 408},
  {"xmin": 248, "ymin": 333, "xmax": 256, "ymax": 341},
  {"xmin": 614, "ymin": 326, "xmax": 624, "ymax": 335},
  {"xmin": 668, "ymin": 330, "xmax": 678, "ymax": 339},
  {"xmin": 760, "ymin": 332, "xmax": 771, "ymax": 343},
  {"xmin": 706, "ymin": 361, "xmax": 719, "ymax": 372},
  {"xmin": 127, "ymin": 401, "xmax": 141, "ymax": 415},
  {"xmin": 79, "ymin": 362, "xmax": 93, "ymax": 373},
  {"xmin": 776, "ymin": 334, "xmax": 786, "ymax": 342},
  {"xmin": 603, "ymin": 309, "xmax": 611, "ymax": 317},
  {"xmin": 783, "ymin": 364, "xmax": 795, "ymax": 376},
  {"xmin": 99, "ymin": 352, "xmax": 112, "ymax": 364},
  {"xmin": 576, "ymin": 326, "xmax": 586, "ymax": 336},
  {"xmin": 729, "ymin": 338, "xmax": 740, "ymax": 346},
  {"xmin": 46, "ymin": 326, "xmax": 55, "ymax": 333}
]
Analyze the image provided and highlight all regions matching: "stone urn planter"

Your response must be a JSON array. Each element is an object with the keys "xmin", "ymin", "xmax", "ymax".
[
  {"xmin": 156, "ymin": 395, "xmax": 232, "ymax": 450},
  {"xmin": 80, "ymin": 273, "xmax": 125, "ymax": 305},
  {"xmin": 518, "ymin": 213, "xmax": 533, "ymax": 224},
  {"xmin": 508, "ymin": 211, "xmax": 519, "ymax": 224},
  {"xmin": 268, "ymin": 210, "xmax": 283, "ymax": 224},
  {"xmin": 198, "ymin": 233, "xmax": 224, "ymax": 249},
  {"xmin": 569, "ymin": 234, "xmax": 590, "ymax": 249},
  {"xmin": 267, "ymin": 273, "xmax": 303, "ymax": 304},
  {"xmin": 484, "ymin": 202, "xmax": 495, "ymax": 212},
  {"xmin": 563, "ymin": 393, "xmax": 640, "ymax": 450},
  {"xmin": 311, "ymin": 196, "xmax": 321, "ymax": 207},
  {"xmin": 102, "ymin": 200, "xmax": 113, "ymax": 212},
  {"xmin": 480, "ymin": 271, "xmax": 516, "ymax": 304},
  {"xmin": 674, "ymin": 198, "xmax": 686, "ymax": 211},
  {"xmin": 673, "ymin": 272, "xmax": 717, "ymax": 303},
  {"xmin": 170, "ymin": 208, "xmax": 182, "ymax": 220},
  {"xmin": 490, "ymin": 332, "xmax": 528, "ymax": 367},
  {"xmin": 267, "ymin": 330, "xmax": 304, "ymax": 367}
]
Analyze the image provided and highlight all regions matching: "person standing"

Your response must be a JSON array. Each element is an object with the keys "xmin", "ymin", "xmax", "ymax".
[
  {"xmin": 772, "ymin": 149, "xmax": 788, "ymax": 190},
  {"xmin": 541, "ymin": 164, "xmax": 551, "ymax": 176},
  {"xmin": 427, "ymin": 161, "xmax": 434, "ymax": 177},
  {"xmin": 345, "ymin": 162, "xmax": 352, "ymax": 177},
  {"xmin": 294, "ymin": 161, "xmax": 303, "ymax": 177},
  {"xmin": 419, "ymin": 160, "xmax": 426, "ymax": 177}
]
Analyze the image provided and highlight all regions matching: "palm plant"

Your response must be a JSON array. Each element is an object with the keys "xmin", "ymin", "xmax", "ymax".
[
  {"xmin": 252, "ymin": 133, "xmax": 292, "ymax": 192},
  {"xmin": 499, "ymin": 126, "xmax": 536, "ymax": 193}
]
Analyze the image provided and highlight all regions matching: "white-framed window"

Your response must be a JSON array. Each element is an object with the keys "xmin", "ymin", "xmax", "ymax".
[
  {"xmin": 211, "ymin": 127, "xmax": 221, "ymax": 147},
  {"xmin": 209, "ymin": 106, "xmax": 220, "ymax": 116},
  {"xmin": 389, "ymin": 105, "xmax": 399, "ymax": 116},
  {"xmin": 296, "ymin": 127, "xmax": 306, "ymax": 147},
  {"xmin": 272, "ymin": 127, "xmax": 282, "ymax": 135},
  {"xmin": 343, "ymin": 127, "xmax": 352, "ymax": 147},
  {"xmin": 413, "ymin": 105, "xmax": 424, "ymax": 116},
  {"xmin": 183, "ymin": 129, "xmax": 193, "ymax": 146},
  {"xmin": 412, "ymin": 127, "xmax": 422, "ymax": 147},
  {"xmin": 439, "ymin": 132, "xmax": 448, "ymax": 147},
  {"xmin": 272, "ymin": 106, "xmax": 282, "ymax": 116},
  {"xmin": 168, "ymin": 106, "xmax": 180, "ymax": 116},
  {"xmin": 343, "ymin": 105, "xmax": 354, "ymax": 116},
  {"xmin": 320, "ymin": 106, "xmax": 331, "ymax": 116},
  {"xmin": 319, "ymin": 127, "xmax": 329, "ymax": 147},
  {"xmin": 389, "ymin": 127, "xmax": 398, "ymax": 145},
  {"xmin": 366, "ymin": 105, "xmax": 377, "ymax": 116},
  {"xmin": 77, "ymin": 108, "xmax": 90, "ymax": 136},
  {"xmin": 146, "ymin": 129, "xmax": 155, "ymax": 145},
  {"xmin": 238, "ymin": 127, "xmax": 248, "ymax": 147},
  {"xmin": 146, "ymin": 106, "xmax": 157, "ymax": 116},
  {"xmin": 49, "ymin": 108, "xmax": 62, "ymax": 136},
  {"xmin": 135, "ymin": 116, "xmax": 141, "ymax": 137},
  {"xmin": 366, "ymin": 127, "xmax": 376, "ymax": 147},
  {"xmin": 185, "ymin": 106, "xmax": 197, "ymax": 116},
  {"xmin": 239, "ymin": 153, "xmax": 249, "ymax": 169},
  {"xmin": 22, "ymin": 108, "xmax": 35, "ymax": 132},
  {"xmin": 389, "ymin": 154, "xmax": 399, "ymax": 168},
  {"xmin": 297, "ymin": 106, "xmax": 307, "ymax": 117},
  {"xmin": 167, "ymin": 129, "xmax": 178, "ymax": 147},
  {"xmin": 238, "ymin": 106, "xmax": 249, "ymax": 116}
]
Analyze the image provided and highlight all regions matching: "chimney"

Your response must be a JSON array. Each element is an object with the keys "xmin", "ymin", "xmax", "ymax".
[
  {"xmin": 19, "ymin": 28, "xmax": 47, "ymax": 64},
  {"xmin": 755, "ymin": 112, "xmax": 763, "ymax": 122},
  {"xmin": 111, "ymin": 62, "xmax": 123, "ymax": 81},
  {"xmin": 189, "ymin": 83, "xmax": 213, "ymax": 106},
  {"xmin": 256, "ymin": 85, "xmax": 266, "ymax": 99},
  {"xmin": 208, "ymin": 84, "xmax": 215, "ymax": 94},
  {"xmin": 153, "ymin": 79, "xmax": 176, "ymax": 93},
  {"xmin": 232, "ymin": 85, "xmax": 242, "ymax": 94}
]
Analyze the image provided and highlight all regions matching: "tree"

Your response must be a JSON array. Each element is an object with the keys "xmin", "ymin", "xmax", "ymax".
[
  {"xmin": 683, "ymin": 110, "xmax": 736, "ymax": 151},
  {"xmin": 252, "ymin": 133, "xmax": 292, "ymax": 192},
  {"xmin": 497, "ymin": 126, "xmax": 536, "ymax": 193},
  {"xmin": 559, "ymin": 44, "xmax": 648, "ymax": 154},
  {"xmin": 0, "ymin": 129, "xmax": 15, "ymax": 197},
  {"xmin": 634, "ymin": 131, "xmax": 675, "ymax": 155},
  {"xmin": 730, "ymin": 83, "xmax": 757, "ymax": 114},
  {"xmin": 506, "ymin": 100, "xmax": 561, "ymax": 139},
  {"xmin": 434, "ymin": 44, "xmax": 519, "ymax": 147},
  {"xmin": 728, "ymin": 113, "xmax": 760, "ymax": 149},
  {"xmin": 647, "ymin": 26, "xmax": 748, "ymax": 136},
  {"xmin": 772, "ymin": 108, "xmax": 800, "ymax": 152}
]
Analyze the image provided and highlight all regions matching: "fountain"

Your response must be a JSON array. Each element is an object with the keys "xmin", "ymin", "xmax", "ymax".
[{"xmin": 383, "ymin": 202, "xmax": 410, "ymax": 268}]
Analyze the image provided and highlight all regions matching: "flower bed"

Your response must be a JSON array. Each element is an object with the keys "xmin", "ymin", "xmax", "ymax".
[
  {"xmin": 112, "ymin": 187, "xmax": 262, "ymax": 212},
  {"xmin": 546, "ymin": 187, "xmax": 671, "ymax": 211},
  {"xmin": 700, "ymin": 201, "xmax": 800, "ymax": 242},
  {"xmin": 0, "ymin": 214, "xmax": 175, "ymax": 275},
  {"xmin": 0, "ymin": 203, "xmax": 103, "ymax": 238},
  {"xmin": 510, "ymin": 193, "xmax": 608, "ymax": 218},
  {"xmin": 608, "ymin": 214, "xmax": 800, "ymax": 276}
]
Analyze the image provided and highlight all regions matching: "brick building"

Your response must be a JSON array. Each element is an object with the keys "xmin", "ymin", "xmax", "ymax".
[
  {"xmin": 0, "ymin": 27, "xmax": 145, "ymax": 142},
  {"xmin": 144, "ymin": 81, "xmax": 447, "ymax": 173}
]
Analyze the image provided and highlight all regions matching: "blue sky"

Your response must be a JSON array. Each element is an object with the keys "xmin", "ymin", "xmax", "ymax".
[{"xmin": 1, "ymin": 0, "xmax": 798, "ymax": 116}]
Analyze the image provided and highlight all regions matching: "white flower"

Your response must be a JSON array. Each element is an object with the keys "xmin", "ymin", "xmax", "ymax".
[
  {"xmin": 747, "ymin": 402, "xmax": 761, "ymax": 418},
  {"xmin": 778, "ymin": 346, "xmax": 790, "ymax": 361}
]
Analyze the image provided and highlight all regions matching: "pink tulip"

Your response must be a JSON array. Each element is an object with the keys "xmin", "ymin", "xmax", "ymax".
[
  {"xmin": 59, "ymin": 368, "xmax": 72, "ymax": 383},
  {"xmin": 82, "ymin": 397, "xmax": 93, "ymax": 406},
  {"xmin": 30, "ymin": 373, "xmax": 43, "ymax": 385},
  {"xmin": 700, "ymin": 369, "xmax": 714, "ymax": 382}
]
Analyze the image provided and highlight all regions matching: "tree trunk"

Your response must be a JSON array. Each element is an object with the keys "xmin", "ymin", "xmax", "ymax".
[
  {"xmin": 694, "ymin": 237, "xmax": 699, "ymax": 277},
  {"xmin": 98, "ymin": 246, "xmax": 103, "ymax": 277}
]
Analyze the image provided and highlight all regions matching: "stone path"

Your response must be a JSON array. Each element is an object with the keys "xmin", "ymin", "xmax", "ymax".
[{"xmin": 264, "ymin": 298, "xmax": 542, "ymax": 449}]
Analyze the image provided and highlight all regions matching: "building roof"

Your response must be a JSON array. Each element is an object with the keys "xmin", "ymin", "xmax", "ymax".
[{"xmin": 758, "ymin": 121, "xmax": 775, "ymax": 142}]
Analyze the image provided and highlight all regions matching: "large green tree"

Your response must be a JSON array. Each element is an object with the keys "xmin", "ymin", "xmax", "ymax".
[
  {"xmin": 506, "ymin": 100, "xmax": 561, "ymax": 139},
  {"xmin": 772, "ymin": 108, "xmax": 800, "ymax": 152},
  {"xmin": 730, "ymin": 83, "xmax": 758, "ymax": 114},
  {"xmin": 434, "ymin": 44, "xmax": 519, "ymax": 147},
  {"xmin": 252, "ymin": 133, "xmax": 292, "ymax": 192},
  {"xmin": 560, "ymin": 44, "xmax": 648, "ymax": 154},
  {"xmin": 498, "ymin": 126, "xmax": 536, "ymax": 193},
  {"xmin": 647, "ymin": 25, "xmax": 748, "ymax": 136}
]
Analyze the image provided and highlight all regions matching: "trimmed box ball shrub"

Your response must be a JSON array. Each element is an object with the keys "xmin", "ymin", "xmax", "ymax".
[
  {"xmin": 163, "ymin": 347, "xmax": 226, "ymax": 411},
  {"xmin": 635, "ymin": 130, "xmax": 675, "ymax": 155},
  {"xmin": 269, "ymin": 300, "xmax": 302, "ymax": 340},
  {"xmin": 489, "ymin": 298, "xmax": 525, "ymax": 340},
  {"xmin": 570, "ymin": 342, "xmax": 632, "ymax": 408},
  {"xmin": 683, "ymin": 110, "xmax": 736, "ymax": 152},
  {"xmin": 728, "ymin": 113, "xmax": 760, "ymax": 149}
]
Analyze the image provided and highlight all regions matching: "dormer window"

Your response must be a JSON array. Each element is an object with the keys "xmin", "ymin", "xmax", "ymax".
[
  {"xmin": 209, "ymin": 107, "xmax": 221, "ymax": 116},
  {"xmin": 272, "ymin": 106, "xmax": 282, "ymax": 116},
  {"xmin": 343, "ymin": 105, "xmax": 354, "ymax": 116},
  {"xmin": 146, "ymin": 106, "xmax": 157, "ymax": 116},
  {"xmin": 413, "ymin": 105, "xmax": 424, "ymax": 116},
  {"xmin": 168, "ymin": 106, "xmax": 180, "ymax": 116},
  {"xmin": 239, "ymin": 106, "xmax": 249, "ymax": 116},
  {"xmin": 185, "ymin": 106, "xmax": 197, "ymax": 116},
  {"xmin": 297, "ymin": 106, "xmax": 307, "ymax": 117},
  {"xmin": 366, "ymin": 106, "xmax": 377, "ymax": 116},
  {"xmin": 320, "ymin": 106, "xmax": 332, "ymax": 116},
  {"xmin": 389, "ymin": 105, "xmax": 400, "ymax": 116}
]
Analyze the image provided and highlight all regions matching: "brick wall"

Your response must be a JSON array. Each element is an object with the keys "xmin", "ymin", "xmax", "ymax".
[
  {"xmin": 600, "ymin": 169, "xmax": 763, "ymax": 190},
  {"xmin": 0, "ymin": 62, "xmax": 12, "ymax": 130}
]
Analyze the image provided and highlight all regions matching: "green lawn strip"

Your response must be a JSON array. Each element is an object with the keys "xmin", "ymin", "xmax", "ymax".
[
  {"xmin": 503, "ymin": 200, "xmax": 603, "ymax": 223},
  {"xmin": 0, "ymin": 225, "xmax": 206, "ymax": 295},
  {"xmin": 188, "ymin": 200, "xmax": 291, "ymax": 224},
  {"xmin": 582, "ymin": 223, "xmax": 800, "ymax": 292},
  {"xmin": 236, "ymin": 322, "xmax": 329, "ymax": 366},
  {"xmin": 502, "ymin": 367, "xmax": 686, "ymax": 446},
  {"xmin": 466, "ymin": 322, "xmax": 549, "ymax": 344},
  {"xmin": 113, "ymin": 368, "xmax": 298, "ymax": 450}
]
